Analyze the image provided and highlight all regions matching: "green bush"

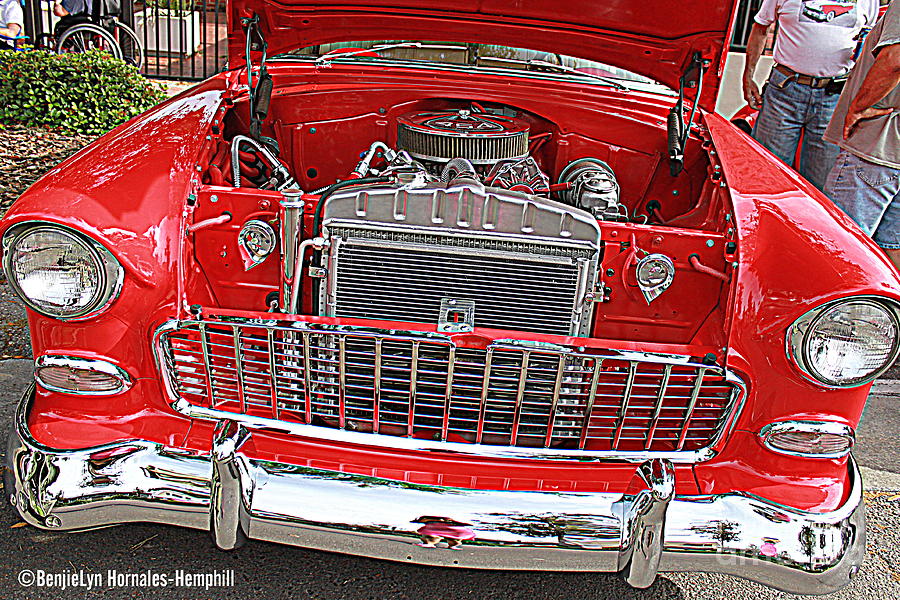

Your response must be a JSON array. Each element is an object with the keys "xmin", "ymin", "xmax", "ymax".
[
  {"xmin": 146, "ymin": 0, "xmax": 195, "ymax": 16},
  {"xmin": 0, "ymin": 49, "xmax": 167, "ymax": 135}
]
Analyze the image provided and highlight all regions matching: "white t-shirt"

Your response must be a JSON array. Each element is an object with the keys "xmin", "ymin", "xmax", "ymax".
[
  {"xmin": 755, "ymin": 0, "xmax": 880, "ymax": 77},
  {"xmin": 0, "ymin": 0, "xmax": 23, "ymax": 30}
]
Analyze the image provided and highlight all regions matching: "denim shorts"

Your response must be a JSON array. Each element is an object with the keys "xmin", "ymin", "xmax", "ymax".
[{"xmin": 824, "ymin": 150, "xmax": 900, "ymax": 249}]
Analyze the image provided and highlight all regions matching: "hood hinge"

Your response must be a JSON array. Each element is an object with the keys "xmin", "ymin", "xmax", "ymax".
[
  {"xmin": 241, "ymin": 14, "xmax": 276, "ymax": 151},
  {"xmin": 668, "ymin": 52, "xmax": 710, "ymax": 177}
]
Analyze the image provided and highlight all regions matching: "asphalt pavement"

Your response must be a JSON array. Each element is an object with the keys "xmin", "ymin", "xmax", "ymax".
[{"xmin": 0, "ymin": 357, "xmax": 896, "ymax": 600}]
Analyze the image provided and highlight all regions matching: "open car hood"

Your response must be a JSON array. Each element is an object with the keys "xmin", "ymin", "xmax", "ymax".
[{"xmin": 228, "ymin": 0, "xmax": 739, "ymax": 110}]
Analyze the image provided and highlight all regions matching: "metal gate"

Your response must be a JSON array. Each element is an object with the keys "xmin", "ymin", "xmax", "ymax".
[{"xmin": 22, "ymin": 0, "xmax": 228, "ymax": 81}]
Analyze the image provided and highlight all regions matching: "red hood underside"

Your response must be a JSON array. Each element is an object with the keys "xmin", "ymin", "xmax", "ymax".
[{"xmin": 227, "ymin": 0, "xmax": 739, "ymax": 110}]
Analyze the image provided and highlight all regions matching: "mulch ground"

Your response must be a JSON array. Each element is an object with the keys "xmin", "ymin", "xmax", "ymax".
[
  {"xmin": 0, "ymin": 127, "xmax": 96, "ymax": 215},
  {"xmin": 0, "ymin": 126, "xmax": 98, "ymax": 359}
]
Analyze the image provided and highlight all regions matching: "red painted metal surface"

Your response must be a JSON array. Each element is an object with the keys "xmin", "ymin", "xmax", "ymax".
[
  {"xmin": 2, "ymin": 50, "xmax": 897, "ymax": 511},
  {"xmin": 225, "ymin": 0, "xmax": 740, "ymax": 109}
]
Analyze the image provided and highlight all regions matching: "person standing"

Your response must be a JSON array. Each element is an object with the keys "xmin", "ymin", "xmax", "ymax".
[
  {"xmin": 824, "ymin": 1, "xmax": 900, "ymax": 271},
  {"xmin": 0, "ymin": 0, "xmax": 23, "ymax": 50},
  {"xmin": 53, "ymin": 0, "xmax": 91, "ymax": 37},
  {"xmin": 743, "ymin": 0, "xmax": 880, "ymax": 190}
]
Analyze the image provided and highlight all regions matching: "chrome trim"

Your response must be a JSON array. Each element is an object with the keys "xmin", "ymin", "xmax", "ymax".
[
  {"xmin": 786, "ymin": 296, "xmax": 900, "ymax": 389},
  {"xmin": 237, "ymin": 219, "xmax": 277, "ymax": 270},
  {"xmin": 210, "ymin": 420, "xmax": 252, "ymax": 550},
  {"xmin": 2, "ymin": 222, "xmax": 124, "ymax": 321},
  {"xmin": 34, "ymin": 355, "xmax": 132, "ymax": 396},
  {"xmin": 759, "ymin": 421, "xmax": 855, "ymax": 459},
  {"xmin": 152, "ymin": 317, "xmax": 747, "ymax": 463},
  {"xmin": 635, "ymin": 253, "xmax": 675, "ymax": 305},
  {"xmin": 619, "ymin": 459, "xmax": 676, "ymax": 588},
  {"xmin": 7, "ymin": 385, "xmax": 865, "ymax": 594}
]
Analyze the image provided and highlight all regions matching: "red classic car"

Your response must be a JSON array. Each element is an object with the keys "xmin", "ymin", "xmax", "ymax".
[{"xmin": 3, "ymin": 0, "xmax": 898, "ymax": 594}]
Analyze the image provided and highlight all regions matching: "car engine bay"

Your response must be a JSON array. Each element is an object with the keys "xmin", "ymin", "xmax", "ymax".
[{"xmin": 189, "ymin": 90, "xmax": 736, "ymax": 348}]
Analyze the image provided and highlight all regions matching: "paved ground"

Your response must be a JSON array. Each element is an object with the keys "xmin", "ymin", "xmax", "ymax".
[{"xmin": 0, "ymin": 354, "xmax": 897, "ymax": 599}]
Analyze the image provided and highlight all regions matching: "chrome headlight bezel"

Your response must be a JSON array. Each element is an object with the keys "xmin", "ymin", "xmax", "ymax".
[
  {"xmin": 786, "ymin": 296, "xmax": 900, "ymax": 388},
  {"xmin": 2, "ymin": 223, "xmax": 124, "ymax": 320}
]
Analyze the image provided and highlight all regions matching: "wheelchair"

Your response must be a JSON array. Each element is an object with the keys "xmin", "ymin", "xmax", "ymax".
[{"xmin": 53, "ymin": 0, "xmax": 143, "ymax": 68}]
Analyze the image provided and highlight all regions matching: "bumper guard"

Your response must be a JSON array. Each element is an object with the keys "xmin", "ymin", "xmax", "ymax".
[{"xmin": 5, "ymin": 386, "xmax": 863, "ymax": 594}]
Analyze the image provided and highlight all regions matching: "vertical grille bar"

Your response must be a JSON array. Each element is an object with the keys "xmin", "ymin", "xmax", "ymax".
[
  {"xmin": 162, "ymin": 321, "xmax": 738, "ymax": 454},
  {"xmin": 374, "ymin": 338, "xmax": 383, "ymax": 434},
  {"xmin": 645, "ymin": 364, "xmax": 672, "ymax": 450},
  {"xmin": 475, "ymin": 348, "xmax": 494, "ymax": 444},
  {"xmin": 267, "ymin": 327, "xmax": 280, "ymax": 420},
  {"xmin": 407, "ymin": 341, "xmax": 420, "ymax": 437},
  {"xmin": 338, "ymin": 336, "xmax": 347, "ymax": 429},
  {"xmin": 544, "ymin": 357, "xmax": 567, "ymax": 447},
  {"xmin": 611, "ymin": 362, "xmax": 638, "ymax": 450},
  {"xmin": 232, "ymin": 326, "xmax": 246, "ymax": 414},
  {"xmin": 676, "ymin": 368, "xmax": 707, "ymax": 450},
  {"xmin": 198, "ymin": 322, "xmax": 216, "ymax": 404},
  {"xmin": 510, "ymin": 350, "xmax": 531, "ymax": 444},
  {"xmin": 301, "ymin": 331, "xmax": 312, "ymax": 423},
  {"xmin": 441, "ymin": 346, "xmax": 455, "ymax": 441},
  {"xmin": 578, "ymin": 357, "xmax": 604, "ymax": 450}
]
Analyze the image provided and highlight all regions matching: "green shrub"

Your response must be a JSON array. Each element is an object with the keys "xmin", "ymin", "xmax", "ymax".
[
  {"xmin": 0, "ymin": 49, "xmax": 167, "ymax": 135},
  {"xmin": 146, "ymin": 0, "xmax": 196, "ymax": 16}
]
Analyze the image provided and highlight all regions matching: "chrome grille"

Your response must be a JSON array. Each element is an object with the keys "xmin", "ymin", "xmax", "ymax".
[
  {"xmin": 329, "ymin": 238, "xmax": 586, "ymax": 336},
  {"xmin": 159, "ymin": 319, "xmax": 740, "ymax": 454}
]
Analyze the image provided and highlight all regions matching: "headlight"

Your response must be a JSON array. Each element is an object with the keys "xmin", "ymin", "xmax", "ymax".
[
  {"xmin": 787, "ymin": 298, "xmax": 900, "ymax": 387},
  {"xmin": 2, "ymin": 224, "xmax": 123, "ymax": 319}
]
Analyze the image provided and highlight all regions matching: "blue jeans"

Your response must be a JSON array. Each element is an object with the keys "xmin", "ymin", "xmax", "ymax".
[
  {"xmin": 751, "ymin": 68, "xmax": 842, "ymax": 191},
  {"xmin": 825, "ymin": 150, "xmax": 900, "ymax": 249}
]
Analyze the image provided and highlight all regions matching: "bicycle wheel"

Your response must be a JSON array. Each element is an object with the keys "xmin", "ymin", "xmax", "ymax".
[
  {"xmin": 111, "ymin": 21, "xmax": 144, "ymax": 70},
  {"xmin": 56, "ymin": 23, "xmax": 123, "ymax": 60}
]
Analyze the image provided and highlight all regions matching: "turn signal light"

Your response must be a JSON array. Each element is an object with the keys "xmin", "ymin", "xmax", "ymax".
[
  {"xmin": 760, "ymin": 421, "xmax": 854, "ymax": 458},
  {"xmin": 34, "ymin": 356, "xmax": 131, "ymax": 395}
]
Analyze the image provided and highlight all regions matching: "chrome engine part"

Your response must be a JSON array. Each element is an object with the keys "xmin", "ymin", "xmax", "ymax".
[
  {"xmin": 558, "ymin": 158, "xmax": 622, "ymax": 219},
  {"xmin": 486, "ymin": 157, "xmax": 551, "ymax": 194},
  {"xmin": 318, "ymin": 178, "xmax": 601, "ymax": 336},
  {"xmin": 397, "ymin": 108, "xmax": 530, "ymax": 165}
]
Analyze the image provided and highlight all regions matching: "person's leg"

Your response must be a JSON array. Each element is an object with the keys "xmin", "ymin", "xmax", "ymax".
[
  {"xmin": 799, "ymin": 88, "xmax": 841, "ymax": 191},
  {"xmin": 825, "ymin": 151, "xmax": 900, "ymax": 274},
  {"xmin": 751, "ymin": 69, "xmax": 807, "ymax": 168},
  {"xmin": 885, "ymin": 249, "xmax": 900, "ymax": 272},
  {"xmin": 872, "ymin": 185, "xmax": 900, "ymax": 274}
]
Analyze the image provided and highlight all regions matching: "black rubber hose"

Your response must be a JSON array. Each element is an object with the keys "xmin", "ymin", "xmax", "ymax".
[
  {"xmin": 309, "ymin": 176, "xmax": 391, "ymax": 314},
  {"xmin": 312, "ymin": 176, "xmax": 392, "ymax": 241}
]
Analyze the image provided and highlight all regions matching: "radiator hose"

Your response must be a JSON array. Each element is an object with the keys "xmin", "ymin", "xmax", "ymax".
[{"xmin": 309, "ymin": 176, "xmax": 392, "ymax": 314}]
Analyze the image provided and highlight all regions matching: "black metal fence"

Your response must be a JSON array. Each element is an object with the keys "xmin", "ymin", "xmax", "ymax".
[
  {"xmin": 731, "ymin": 0, "xmax": 763, "ymax": 51},
  {"xmin": 22, "ymin": 0, "xmax": 228, "ymax": 81}
]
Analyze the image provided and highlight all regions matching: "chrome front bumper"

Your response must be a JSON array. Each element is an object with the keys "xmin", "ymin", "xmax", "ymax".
[{"xmin": 6, "ymin": 386, "xmax": 863, "ymax": 595}]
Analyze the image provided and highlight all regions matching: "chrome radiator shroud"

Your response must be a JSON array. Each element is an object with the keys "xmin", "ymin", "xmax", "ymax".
[
  {"xmin": 319, "ymin": 182, "xmax": 602, "ymax": 337},
  {"xmin": 157, "ymin": 317, "xmax": 744, "ymax": 460}
]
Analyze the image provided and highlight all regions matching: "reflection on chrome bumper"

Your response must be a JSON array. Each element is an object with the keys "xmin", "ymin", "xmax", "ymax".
[{"xmin": 6, "ymin": 386, "xmax": 863, "ymax": 595}]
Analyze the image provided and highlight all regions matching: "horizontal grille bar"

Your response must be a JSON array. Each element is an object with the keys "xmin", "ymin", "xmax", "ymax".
[{"xmin": 160, "ymin": 319, "xmax": 740, "ymax": 455}]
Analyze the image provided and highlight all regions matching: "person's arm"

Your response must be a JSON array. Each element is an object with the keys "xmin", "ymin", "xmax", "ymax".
[
  {"xmin": 53, "ymin": 1, "xmax": 69, "ymax": 16},
  {"xmin": 742, "ymin": 23, "xmax": 771, "ymax": 109},
  {"xmin": 0, "ymin": 23, "xmax": 21, "ymax": 38},
  {"xmin": 844, "ymin": 43, "xmax": 900, "ymax": 138}
]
